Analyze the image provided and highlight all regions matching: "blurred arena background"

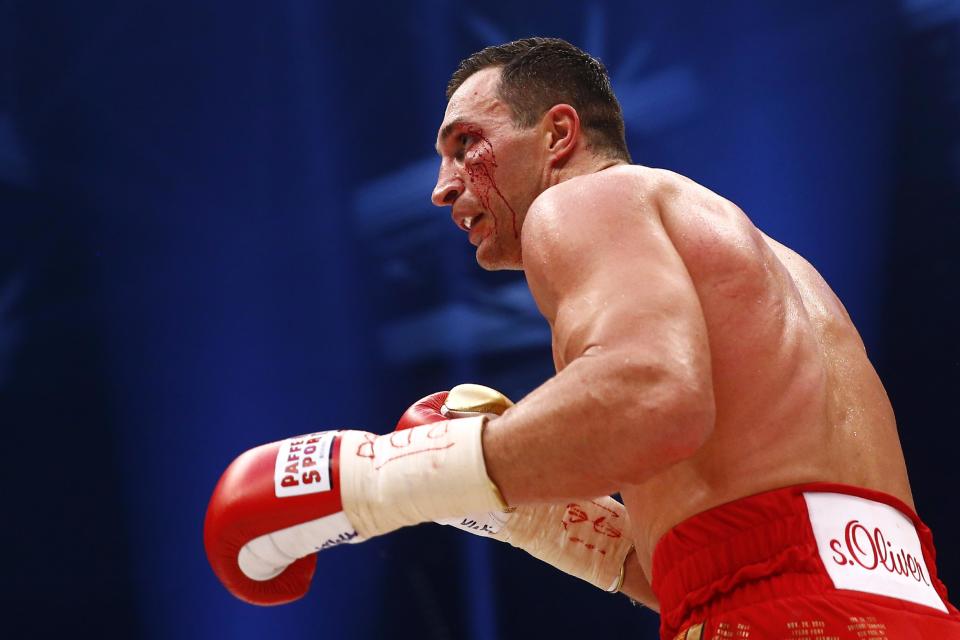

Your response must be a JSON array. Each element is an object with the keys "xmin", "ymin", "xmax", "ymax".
[{"xmin": 2, "ymin": 1, "xmax": 958, "ymax": 638}]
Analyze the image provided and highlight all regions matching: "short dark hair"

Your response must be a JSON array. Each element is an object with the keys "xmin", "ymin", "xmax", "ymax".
[{"xmin": 447, "ymin": 37, "xmax": 631, "ymax": 162}]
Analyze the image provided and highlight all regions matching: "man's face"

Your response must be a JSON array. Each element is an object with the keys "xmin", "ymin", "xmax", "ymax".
[{"xmin": 432, "ymin": 67, "xmax": 544, "ymax": 270}]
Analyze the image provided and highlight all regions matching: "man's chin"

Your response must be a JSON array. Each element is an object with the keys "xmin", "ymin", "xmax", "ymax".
[
  {"xmin": 477, "ymin": 260, "xmax": 509, "ymax": 272},
  {"xmin": 474, "ymin": 251, "xmax": 498, "ymax": 271},
  {"xmin": 475, "ymin": 244, "xmax": 521, "ymax": 271}
]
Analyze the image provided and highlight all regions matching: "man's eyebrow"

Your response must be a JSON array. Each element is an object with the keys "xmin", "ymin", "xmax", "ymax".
[{"xmin": 435, "ymin": 118, "xmax": 467, "ymax": 155}]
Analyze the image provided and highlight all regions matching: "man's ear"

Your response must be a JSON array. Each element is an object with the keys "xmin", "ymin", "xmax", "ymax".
[{"xmin": 542, "ymin": 104, "xmax": 581, "ymax": 165}]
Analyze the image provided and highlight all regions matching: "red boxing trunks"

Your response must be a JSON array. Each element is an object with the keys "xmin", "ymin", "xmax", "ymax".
[{"xmin": 652, "ymin": 483, "xmax": 960, "ymax": 639}]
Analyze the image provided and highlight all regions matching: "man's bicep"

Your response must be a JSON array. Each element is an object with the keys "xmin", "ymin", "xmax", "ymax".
[{"xmin": 554, "ymin": 262, "xmax": 705, "ymax": 369}]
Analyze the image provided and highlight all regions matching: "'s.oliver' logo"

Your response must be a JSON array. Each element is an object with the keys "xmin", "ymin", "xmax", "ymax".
[{"xmin": 828, "ymin": 519, "xmax": 931, "ymax": 585}]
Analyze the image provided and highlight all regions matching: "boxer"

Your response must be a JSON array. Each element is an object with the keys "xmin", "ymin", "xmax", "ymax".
[{"xmin": 205, "ymin": 37, "xmax": 960, "ymax": 638}]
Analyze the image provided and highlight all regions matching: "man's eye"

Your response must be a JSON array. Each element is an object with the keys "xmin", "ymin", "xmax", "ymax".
[
  {"xmin": 454, "ymin": 133, "xmax": 473, "ymax": 160},
  {"xmin": 454, "ymin": 135, "xmax": 472, "ymax": 161}
]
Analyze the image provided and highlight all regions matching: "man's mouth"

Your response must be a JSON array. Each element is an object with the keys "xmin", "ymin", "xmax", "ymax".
[
  {"xmin": 467, "ymin": 213, "xmax": 487, "ymax": 246},
  {"xmin": 464, "ymin": 212, "xmax": 484, "ymax": 231}
]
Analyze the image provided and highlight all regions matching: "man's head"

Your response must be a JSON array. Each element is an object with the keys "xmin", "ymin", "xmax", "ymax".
[
  {"xmin": 432, "ymin": 38, "xmax": 629, "ymax": 271},
  {"xmin": 447, "ymin": 38, "xmax": 630, "ymax": 163}
]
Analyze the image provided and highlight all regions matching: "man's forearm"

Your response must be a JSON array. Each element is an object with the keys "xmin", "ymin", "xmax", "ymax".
[{"xmin": 482, "ymin": 350, "xmax": 713, "ymax": 505}]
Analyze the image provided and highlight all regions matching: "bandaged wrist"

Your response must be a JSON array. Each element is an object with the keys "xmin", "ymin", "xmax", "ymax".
[
  {"xmin": 493, "ymin": 496, "xmax": 634, "ymax": 592},
  {"xmin": 338, "ymin": 417, "xmax": 507, "ymax": 538}
]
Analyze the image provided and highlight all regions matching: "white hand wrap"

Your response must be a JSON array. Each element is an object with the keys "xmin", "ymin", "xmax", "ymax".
[
  {"xmin": 339, "ymin": 417, "xmax": 508, "ymax": 538},
  {"xmin": 493, "ymin": 497, "xmax": 633, "ymax": 592}
]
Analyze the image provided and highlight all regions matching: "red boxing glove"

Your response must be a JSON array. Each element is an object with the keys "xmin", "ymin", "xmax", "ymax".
[
  {"xmin": 203, "ymin": 431, "xmax": 358, "ymax": 605},
  {"xmin": 395, "ymin": 391, "xmax": 449, "ymax": 430},
  {"xmin": 397, "ymin": 384, "xmax": 514, "ymax": 430},
  {"xmin": 205, "ymin": 414, "xmax": 508, "ymax": 606}
]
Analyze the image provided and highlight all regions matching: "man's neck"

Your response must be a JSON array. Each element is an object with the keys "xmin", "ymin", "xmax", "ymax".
[{"xmin": 547, "ymin": 154, "xmax": 628, "ymax": 188}]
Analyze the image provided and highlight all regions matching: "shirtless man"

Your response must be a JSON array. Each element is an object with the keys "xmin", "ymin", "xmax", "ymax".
[{"xmin": 204, "ymin": 38, "xmax": 960, "ymax": 638}]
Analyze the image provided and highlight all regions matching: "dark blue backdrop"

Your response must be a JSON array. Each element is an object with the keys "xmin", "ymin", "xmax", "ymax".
[{"xmin": 2, "ymin": 1, "xmax": 958, "ymax": 638}]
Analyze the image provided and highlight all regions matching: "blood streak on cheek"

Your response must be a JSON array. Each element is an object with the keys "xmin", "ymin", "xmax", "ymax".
[{"xmin": 464, "ymin": 125, "xmax": 520, "ymax": 238}]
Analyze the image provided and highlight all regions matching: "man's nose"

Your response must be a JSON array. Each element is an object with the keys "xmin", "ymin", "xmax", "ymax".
[{"xmin": 432, "ymin": 167, "xmax": 462, "ymax": 207}]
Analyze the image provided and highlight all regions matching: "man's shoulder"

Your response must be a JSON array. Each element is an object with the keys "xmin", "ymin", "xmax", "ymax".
[
  {"xmin": 524, "ymin": 165, "xmax": 666, "ymax": 239},
  {"xmin": 519, "ymin": 165, "xmax": 691, "ymax": 287},
  {"xmin": 531, "ymin": 164, "xmax": 663, "ymax": 210}
]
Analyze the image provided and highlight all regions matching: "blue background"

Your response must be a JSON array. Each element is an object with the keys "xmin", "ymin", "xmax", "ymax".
[{"xmin": 2, "ymin": 1, "xmax": 958, "ymax": 638}]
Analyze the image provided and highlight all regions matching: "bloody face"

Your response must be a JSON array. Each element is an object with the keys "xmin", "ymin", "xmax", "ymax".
[{"xmin": 432, "ymin": 67, "xmax": 545, "ymax": 270}]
